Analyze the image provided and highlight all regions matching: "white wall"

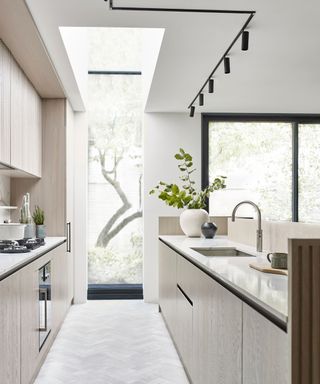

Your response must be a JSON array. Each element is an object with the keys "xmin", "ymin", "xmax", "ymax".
[
  {"xmin": 73, "ymin": 111, "xmax": 88, "ymax": 303},
  {"xmin": 143, "ymin": 112, "xmax": 201, "ymax": 303}
]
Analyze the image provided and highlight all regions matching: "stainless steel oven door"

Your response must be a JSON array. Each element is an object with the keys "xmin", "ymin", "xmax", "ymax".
[{"xmin": 39, "ymin": 261, "xmax": 51, "ymax": 349}]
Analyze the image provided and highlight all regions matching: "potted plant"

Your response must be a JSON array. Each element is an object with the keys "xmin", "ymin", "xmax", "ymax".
[
  {"xmin": 32, "ymin": 206, "xmax": 46, "ymax": 239},
  {"xmin": 150, "ymin": 148, "xmax": 226, "ymax": 237}
]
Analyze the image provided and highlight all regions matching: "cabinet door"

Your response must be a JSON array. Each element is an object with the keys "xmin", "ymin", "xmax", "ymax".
[
  {"xmin": 26, "ymin": 85, "xmax": 42, "ymax": 177},
  {"xmin": 243, "ymin": 304, "xmax": 289, "ymax": 384},
  {"xmin": 0, "ymin": 273, "xmax": 21, "ymax": 384},
  {"xmin": 10, "ymin": 54, "xmax": 42, "ymax": 176},
  {"xmin": 20, "ymin": 261, "xmax": 40, "ymax": 384},
  {"xmin": 10, "ymin": 57, "xmax": 24, "ymax": 170},
  {"xmin": 0, "ymin": 41, "xmax": 11, "ymax": 165},
  {"xmin": 66, "ymin": 101, "xmax": 74, "ymax": 303},
  {"xmin": 159, "ymin": 241, "xmax": 177, "ymax": 336},
  {"xmin": 193, "ymin": 267, "xmax": 242, "ymax": 384},
  {"xmin": 51, "ymin": 244, "xmax": 69, "ymax": 331},
  {"xmin": 175, "ymin": 284, "xmax": 193, "ymax": 380}
]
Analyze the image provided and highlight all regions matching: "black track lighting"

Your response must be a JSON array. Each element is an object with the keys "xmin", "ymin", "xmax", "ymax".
[
  {"xmin": 199, "ymin": 93, "xmax": 204, "ymax": 106},
  {"xmin": 189, "ymin": 106, "xmax": 195, "ymax": 117},
  {"xmin": 208, "ymin": 79, "xmax": 214, "ymax": 93},
  {"xmin": 241, "ymin": 30, "xmax": 249, "ymax": 51},
  {"xmin": 224, "ymin": 57, "xmax": 230, "ymax": 74}
]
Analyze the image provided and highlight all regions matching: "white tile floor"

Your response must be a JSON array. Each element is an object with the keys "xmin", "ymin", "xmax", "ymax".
[{"xmin": 34, "ymin": 301, "xmax": 189, "ymax": 384}]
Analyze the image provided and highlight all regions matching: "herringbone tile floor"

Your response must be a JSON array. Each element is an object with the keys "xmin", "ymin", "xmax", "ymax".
[{"xmin": 34, "ymin": 300, "xmax": 189, "ymax": 384}]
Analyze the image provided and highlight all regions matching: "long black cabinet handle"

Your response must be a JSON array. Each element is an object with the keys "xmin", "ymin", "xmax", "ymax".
[
  {"xmin": 67, "ymin": 222, "xmax": 71, "ymax": 253},
  {"xmin": 177, "ymin": 284, "xmax": 193, "ymax": 306}
]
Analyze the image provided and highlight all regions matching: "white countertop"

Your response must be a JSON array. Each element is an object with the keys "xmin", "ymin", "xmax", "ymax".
[
  {"xmin": 159, "ymin": 235, "xmax": 288, "ymax": 324},
  {"xmin": 0, "ymin": 237, "xmax": 66, "ymax": 281}
]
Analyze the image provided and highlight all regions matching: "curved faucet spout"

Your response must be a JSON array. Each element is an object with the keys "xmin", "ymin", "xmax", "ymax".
[{"xmin": 231, "ymin": 200, "xmax": 263, "ymax": 252}]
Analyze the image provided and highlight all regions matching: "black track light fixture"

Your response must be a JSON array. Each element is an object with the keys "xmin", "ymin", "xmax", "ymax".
[
  {"xmin": 241, "ymin": 30, "xmax": 249, "ymax": 51},
  {"xmin": 208, "ymin": 79, "xmax": 214, "ymax": 93},
  {"xmin": 189, "ymin": 106, "xmax": 195, "ymax": 117},
  {"xmin": 199, "ymin": 93, "xmax": 204, "ymax": 106},
  {"xmin": 224, "ymin": 57, "xmax": 231, "ymax": 74}
]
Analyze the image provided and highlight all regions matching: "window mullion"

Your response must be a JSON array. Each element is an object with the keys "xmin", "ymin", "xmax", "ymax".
[{"xmin": 292, "ymin": 123, "xmax": 299, "ymax": 222}]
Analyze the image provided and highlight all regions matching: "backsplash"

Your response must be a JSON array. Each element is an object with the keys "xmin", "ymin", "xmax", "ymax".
[
  {"xmin": 228, "ymin": 218, "xmax": 320, "ymax": 253},
  {"xmin": 0, "ymin": 175, "xmax": 11, "ymax": 222}
]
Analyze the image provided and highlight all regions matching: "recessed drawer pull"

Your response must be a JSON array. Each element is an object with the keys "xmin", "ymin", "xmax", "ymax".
[{"xmin": 177, "ymin": 284, "xmax": 193, "ymax": 306}]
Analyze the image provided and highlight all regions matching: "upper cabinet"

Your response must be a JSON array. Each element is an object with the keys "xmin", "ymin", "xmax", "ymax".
[
  {"xmin": 0, "ymin": 41, "xmax": 11, "ymax": 165},
  {"xmin": 0, "ymin": 40, "xmax": 42, "ymax": 177}
]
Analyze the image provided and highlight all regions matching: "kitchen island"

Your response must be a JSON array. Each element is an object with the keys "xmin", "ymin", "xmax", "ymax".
[{"xmin": 159, "ymin": 235, "xmax": 288, "ymax": 326}]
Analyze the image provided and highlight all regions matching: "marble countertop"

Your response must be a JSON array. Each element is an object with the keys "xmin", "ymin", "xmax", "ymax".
[
  {"xmin": 159, "ymin": 235, "xmax": 288, "ymax": 325},
  {"xmin": 0, "ymin": 237, "xmax": 66, "ymax": 281}
]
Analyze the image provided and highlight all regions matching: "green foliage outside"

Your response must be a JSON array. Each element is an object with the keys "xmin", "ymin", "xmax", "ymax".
[{"xmin": 88, "ymin": 231, "xmax": 143, "ymax": 284}]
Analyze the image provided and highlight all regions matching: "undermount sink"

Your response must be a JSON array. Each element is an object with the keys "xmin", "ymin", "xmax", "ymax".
[{"xmin": 191, "ymin": 247, "xmax": 255, "ymax": 257}]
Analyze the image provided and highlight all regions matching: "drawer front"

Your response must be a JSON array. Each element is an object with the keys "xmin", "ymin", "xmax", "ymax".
[{"xmin": 177, "ymin": 254, "xmax": 196, "ymax": 301}]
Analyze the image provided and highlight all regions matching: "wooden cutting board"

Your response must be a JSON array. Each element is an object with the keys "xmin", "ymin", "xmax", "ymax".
[{"xmin": 249, "ymin": 262, "xmax": 288, "ymax": 276}]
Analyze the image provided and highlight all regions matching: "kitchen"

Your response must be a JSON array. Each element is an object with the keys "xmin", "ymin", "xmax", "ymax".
[{"xmin": 1, "ymin": 0, "xmax": 320, "ymax": 383}]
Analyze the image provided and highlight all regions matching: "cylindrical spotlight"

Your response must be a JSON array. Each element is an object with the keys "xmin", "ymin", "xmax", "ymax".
[
  {"xmin": 189, "ymin": 106, "xmax": 195, "ymax": 117},
  {"xmin": 241, "ymin": 31, "xmax": 249, "ymax": 51},
  {"xmin": 199, "ymin": 93, "xmax": 204, "ymax": 106},
  {"xmin": 208, "ymin": 79, "xmax": 214, "ymax": 93},
  {"xmin": 224, "ymin": 57, "xmax": 230, "ymax": 74}
]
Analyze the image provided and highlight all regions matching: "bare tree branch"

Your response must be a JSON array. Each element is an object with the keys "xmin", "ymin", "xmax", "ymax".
[{"xmin": 97, "ymin": 210, "xmax": 142, "ymax": 248}]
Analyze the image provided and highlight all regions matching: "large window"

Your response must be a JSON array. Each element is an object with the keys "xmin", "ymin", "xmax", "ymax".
[
  {"xmin": 87, "ymin": 29, "xmax": 143, "ymax": 299},
  {"xmin": 202, "ymin": 115, "xmax": 320, "ymax": 222}
]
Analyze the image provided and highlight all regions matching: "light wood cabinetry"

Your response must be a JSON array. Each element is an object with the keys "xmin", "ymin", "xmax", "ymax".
[
  {"xmin": 175, "ymin": 285, "xmax": 193, "ymax": 380},
  {"xmin": 159, "ymin": 241, "xmax": 177, "ymax": 335},
  {"xmin": 1, "ymin": 243, "xmax": 70, "ymax": 384},
  {"xmin": 11, "ymin": 99, "xmax": 74, "ymax": 301},
  {"xmin": 243, "ymin": 304, "xmax": 289, "ymax": 384},
  {"xmin": 0, "ymin": 39, "xmax": 42, "ymax": 176},
  {"xmin": 10, "ymin": 55, "xmax": 42, "ymax": 176},
  {"xmin": 0, "ymin": 41, "xmax": 11, "ymax": 165},
  {"xmin": 52, "ymin": 245, "xmax": 70, "ymax": 330},
  {"xmin": 159, "ymin": 241, "xmax": 288, "ymax": 384},
  {"xmin": 0, "ymin": 272, "xmax": 21, "ymax": 384},
  {"xmin": 192, "ymin": 267, "xmax": 242, "ymax": 384}
]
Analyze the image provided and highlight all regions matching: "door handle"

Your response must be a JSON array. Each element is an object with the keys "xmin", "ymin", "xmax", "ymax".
[{"xmin": 67, "ymin": 222, "xmax": 71, "ymax": 253}]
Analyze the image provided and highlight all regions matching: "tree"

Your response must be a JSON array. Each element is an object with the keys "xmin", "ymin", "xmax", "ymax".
[{"xmin": 88, "ymin": 74, "xmax": 143, "ymax": 248}]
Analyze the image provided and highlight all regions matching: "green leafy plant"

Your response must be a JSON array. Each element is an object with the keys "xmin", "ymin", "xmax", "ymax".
[
  {"xmin": 149, "ymin": 148, "xmax": 226, "ymax": 209},
  {"xmin": 32, "ymin": 206, "xmax": 45, "ymax": 225}
]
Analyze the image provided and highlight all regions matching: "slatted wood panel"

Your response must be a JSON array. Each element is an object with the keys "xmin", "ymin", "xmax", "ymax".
[{"xmin": 289, "ymin": 239, "xmax": 320, "ymax": 384}]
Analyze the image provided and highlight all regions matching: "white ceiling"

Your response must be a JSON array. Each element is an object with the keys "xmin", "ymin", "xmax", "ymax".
[{"xmin": 25, "ymin": 0, "xmax": 320, "ymax": 114}]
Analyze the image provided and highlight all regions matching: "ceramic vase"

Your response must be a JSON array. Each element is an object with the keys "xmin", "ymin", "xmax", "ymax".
[
  {"xmin": 180, "ymin": 209, "xmax": 209, "ymax": 237},
  {"xmin": 201, "ymin": 222, "xmax": 218, "ymax": 239},
  {"xmin": 36, "ymin": 225, "xmax": 46, "ymax": 239},
  {"xmin": 24, "ymin": 223, "xmax": 36, "ymax": 239}
]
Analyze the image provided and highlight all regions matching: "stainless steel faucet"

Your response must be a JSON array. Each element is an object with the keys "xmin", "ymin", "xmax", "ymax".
[{"xmin": 231, "ymin": 200, "xmax": 263, "ymax": 252}]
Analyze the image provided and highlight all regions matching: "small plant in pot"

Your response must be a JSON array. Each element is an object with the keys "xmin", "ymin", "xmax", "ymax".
[
  {"xmin": 32, "ymin": 206, "xmax": 46, "ymax": 239},
  {"xmin": 149, "ymin": 148, "xmax": 226, "ymax": 237}
]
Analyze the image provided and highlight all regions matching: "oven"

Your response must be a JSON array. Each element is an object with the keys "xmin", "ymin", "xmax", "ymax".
[{"xmin": 39, "ymin": 261, "xmax": 51, "ymax": 349}]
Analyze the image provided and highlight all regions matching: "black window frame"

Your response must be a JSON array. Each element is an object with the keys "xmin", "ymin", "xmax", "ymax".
[
  {"xmin": 87, "ymin": 69, "xmax": 143, "ymax": 300},
  {"xmin": 201, "ymin": 113, "xmax": 320, "ymax": 222}
]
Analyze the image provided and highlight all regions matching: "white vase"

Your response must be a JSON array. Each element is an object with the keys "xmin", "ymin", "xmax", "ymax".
[{"xmin": 179, "ymin": 209, "xmax": 209, "ymax": 237}]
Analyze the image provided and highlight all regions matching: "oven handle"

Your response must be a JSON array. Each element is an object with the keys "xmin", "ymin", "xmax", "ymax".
[{"xmin": 39, "ymin": 287, "xmax": 48, "ymax": 332}]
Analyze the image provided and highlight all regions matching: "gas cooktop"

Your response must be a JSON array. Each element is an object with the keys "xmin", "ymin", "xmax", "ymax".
[{"xmin": 0, "ymin": 238, "xmax": 45, "ymax": 253}]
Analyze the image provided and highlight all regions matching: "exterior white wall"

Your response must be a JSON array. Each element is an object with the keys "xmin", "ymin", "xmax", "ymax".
[
  {"xmin": 143, "ymin": 112, "xmax": 201, "ymax": 303},
  {"xmin": 73, "ymin": 111, "xmax": 88, "ymax": 303}
]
